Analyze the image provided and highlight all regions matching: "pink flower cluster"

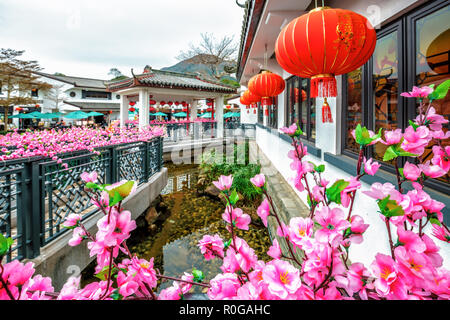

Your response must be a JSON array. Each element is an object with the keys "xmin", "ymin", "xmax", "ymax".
[{"xmin": 0, "ymin": 125, "xmax": 164, "ymax": 163}]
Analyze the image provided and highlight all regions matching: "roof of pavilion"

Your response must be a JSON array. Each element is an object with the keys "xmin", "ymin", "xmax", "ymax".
[
  {"xmin": 34, "ymin": 72, "xmax": 108, "ymax": 89},
  {"xmin": 105, "ymin": 68, "xmax": 237, "ymax": 94}
]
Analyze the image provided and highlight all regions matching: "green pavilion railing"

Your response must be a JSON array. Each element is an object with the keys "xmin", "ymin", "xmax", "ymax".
[{"xmin": 0, "ymin": 137, "xmax": 164, "ymax": 262}]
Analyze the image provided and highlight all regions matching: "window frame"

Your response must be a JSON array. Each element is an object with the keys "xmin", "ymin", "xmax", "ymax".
[{"xmin": 284, "ymin": 75, "xmax": 316, "ymax": 143}]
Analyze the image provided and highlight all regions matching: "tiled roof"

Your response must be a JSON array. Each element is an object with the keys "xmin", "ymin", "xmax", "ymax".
[
  {"xmin": 106, "ymin": 69, "xmax": 237, "ymax": 94},
  {"xmin": 35, "ymin": 72, "xmax": 108, "ymax": 89}
]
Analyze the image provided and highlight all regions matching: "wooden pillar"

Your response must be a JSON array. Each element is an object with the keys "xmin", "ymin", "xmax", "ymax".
[
  {"xmin": 215, "ymin": 96, "xmax": 224, "ymax": 138},
  {"xmin": 120, "ymin": 94, "xmax": 128, "ymax": 128}
]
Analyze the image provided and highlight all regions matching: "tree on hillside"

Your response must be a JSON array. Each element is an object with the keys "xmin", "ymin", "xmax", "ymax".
[
  {"xmin": 0, "ymin": 48, "xmax": 52, "ymax": 129},
  {"xmin": 108, "ymin": 68, "xmax": 127, "ymax": 81},
  {"xmin": 176, "ymin": 33, "xmax": 238, "ymax": 80}
]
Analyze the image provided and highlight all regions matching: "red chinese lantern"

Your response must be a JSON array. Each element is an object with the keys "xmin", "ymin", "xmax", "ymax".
[
  {"xmin": 149, "ymin": 99, "xmax": 156, "ymax": 105},
  {"xmin": 243, "ymin": 90, "xmax": 261, "ymax": 105},
  {"xmin": 240, "ymin": 95, "xmax": 250, "ymax": 106},
  {"xmin": 167, "ymin": 101, "xmax": 173, "ymax": 106},
  {"xmin": 109, "ymin": 110, "xmax": 113, "ymax": 114},
  {"xmin": 35, "ymin": 104, "xmax": 40, "ymax": 108},
  {"xmin": 150, "ymin": 107, "xmax": 156, "ymax": 112},
  {"xmin": 248, "ymin": 71, "xmax": 285, "ymax": 106},
  {"xmin": 129, "ymin": 107, "xmax": 136, "ymax": 113},
  {"xmin": 129, "ymin": 101, "xmax": 136, "ymax": 106},
  {"xmin": 206, "ymin": 99, "xmax": 213, "ymax": 107},
  {"xmin": 15, "ymin": 107, "xmax": 23, "ymax": 112},
  {"xmin": 253, "ymin": 109, "xmax": 256, "ymax": 114},
  {"xmin": 174, "ymin": 101, "xmax": 180, "ymax": 106},
  {"xmin": 182, "ymin": 108, "xmax": 188, "ymax": 112},
  {"xmin": 275, "ymin": 6, "xmax": 376, "ymax": 123}
]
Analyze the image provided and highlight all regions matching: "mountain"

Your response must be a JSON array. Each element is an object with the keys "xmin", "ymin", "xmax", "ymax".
[{"xmin": 161, "ymin": 54, "xmax": 237, "ymax": 83}]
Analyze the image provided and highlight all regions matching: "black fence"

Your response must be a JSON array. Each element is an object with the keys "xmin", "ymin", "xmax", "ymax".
[{"xmin": 0, "ymin": 137, "xmax": 164, "ymax": 262}]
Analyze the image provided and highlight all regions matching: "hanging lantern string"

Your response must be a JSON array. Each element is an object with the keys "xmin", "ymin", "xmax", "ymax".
[{"xmin": 264, "ymin": 43, "xmax": 268, "ymax": 70}]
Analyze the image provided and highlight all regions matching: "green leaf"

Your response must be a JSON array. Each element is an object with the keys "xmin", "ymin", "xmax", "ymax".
[
  {"xmin": 95, "ymin": 265, "xmax": 117, "ymax": 281},
  {"xmin": 326, "ymin": 180, "xmax": 350, "ymax": 204},
  {"xmin": 429, "ymin": 218, "xmax": 441, "ymax": 226},
  {"xmin": 0, "ymin": 234, "xmax": 13, "ymax": 256},
  {"xmin": 408, "ymin": 120, "xmax": 419, "ymax": 131},
  {"xmin": 354, "ymin": 125, "xmax": 381, "ymax": 146},
  {"xmin": 109, "ymin": 190, "xmax": 124, "ymax": 207},
  {"xmin": 192, "ymin": 268, "xmax": 205, "ymax": 283},
  {"xmin": 428, "ymin": 79, "xmax": 450, "ymax": 101},
  {"xmin": 377, "ymin": 196, "xmax": 405, "ymax": 218},
  {"xmin": 223, "ymin": 239, "xmax": 232, "ymax": 250},
  {"xmin": 383, "ymin": 146, "xmax": 399, "ymax": 162},
  {"xmin": 315, "ymin": 164, "xmax": 325, "ymax": 173},
  {"xmin": 229, "ymin": 189, "xmax": 239, "ymax": 206},
  {"xmin": 85, "ymin": 182, "xmax": 100, "ymax": 190},
  {"xmin": 111, "ymin": 289, "xmax": 123, "ymax": 300}
]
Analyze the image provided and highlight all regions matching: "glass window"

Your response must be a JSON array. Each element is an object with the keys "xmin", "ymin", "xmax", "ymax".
[
  {"xmin": 415, "ymin": 4, "xmax": 450, "ymax": 183},
  {"xmin": 372, "ymin": 31, "xmax": 400, "ymax": 164},
  {"xmin": 268, "ymin": 97, "xmax": 278, "ymax": 129},
  {"xmin": 285, "ymin": 76, "xmax": 315, "ymax": 142},
  {"xmin": 344, "ymin": 68, "xmax": 363, "ymax": 154},
  {"xmin": 257, "ymin": 102, "xmax": 263, "ymax": 125}
]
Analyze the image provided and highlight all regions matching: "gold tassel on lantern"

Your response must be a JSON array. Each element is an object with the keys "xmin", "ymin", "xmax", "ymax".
[{"xmin": 322, "ymin": 98, "xmax": 333, "ymax": 123}]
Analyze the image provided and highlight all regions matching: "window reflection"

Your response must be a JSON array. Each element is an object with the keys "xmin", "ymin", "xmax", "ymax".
[
  {"xmin": 415, "ymin": 5, "xmax": 450, "ymax": 183},
  {"xmin": 345, "ymin": 68, "xmax": 363, "ymax": 153},
  {"xmin": 373, "ymin": 31, "xmax": 399, "ymax": 163}
]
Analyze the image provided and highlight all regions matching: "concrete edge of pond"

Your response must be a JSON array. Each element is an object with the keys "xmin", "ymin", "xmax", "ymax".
[
  {"xmin": 249, "ymin": 141, "xmax": 309, "ymax": 265},
  {"xmin": 25, "ymin": 168, "xmax": 169, "ymax": 291}
]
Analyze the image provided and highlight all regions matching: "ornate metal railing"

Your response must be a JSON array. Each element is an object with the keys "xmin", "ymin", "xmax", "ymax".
[
  {"xmin": 155, "ymin": 122, "xmax": 256, "ymax": 142},
  {"xmin": 0, "ymin": 137, "xmax": 164, "ymax": 261}
]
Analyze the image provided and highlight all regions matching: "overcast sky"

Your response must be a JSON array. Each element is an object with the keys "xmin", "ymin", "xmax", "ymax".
[{"xmin": 0, "ymin": 0, "xmax": 245, "ymax": 79}]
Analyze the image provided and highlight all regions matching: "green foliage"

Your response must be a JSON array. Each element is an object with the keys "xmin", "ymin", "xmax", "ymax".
[
  {"xmin": 220, "ymin": 78, "xmax": 240, "ymax": 88},
  {"xmin": 192, "ymin": 268, "xmax": 205, "ymax": 282},
  {"xmin": 383, "ymin": 142, "xmax": 417, "ymax": 162},
  {"xmin": 354, "ymin": 124, "xmax": 382, "ymax": 146},
  {"xmin": 428, "ymin": 79, "xmax": 450, "ymax": 101},
  {"xmin": 326, "ymin": 179, "xmax": 350, "ymax": 205},
  {"xmin": 200, "ymin": 142, "xmax": 261, "ymax": 201},
  {"xmin": 377, "ymin": 196, "xmax": 405, "ymax": 218},
  {"xmin": 0, "ymin": 233, "xmax": 13, "ymax": 257}
]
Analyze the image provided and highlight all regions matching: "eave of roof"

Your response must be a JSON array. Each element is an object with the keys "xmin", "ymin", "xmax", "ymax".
[
  {"xmin": 106, "ymin": 69, "xmax": 237, "ymax": 94},
  {"xmin": 34, "ymin": 71, "xmax": 108, "ymax": 89},
  {"xmin": 236, "ymin": 0, "xmax": 267, "ymax": 82}
]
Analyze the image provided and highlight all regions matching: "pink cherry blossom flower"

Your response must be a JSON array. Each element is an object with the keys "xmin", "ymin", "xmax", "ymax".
[
  {"xmin": 431, "ymin": 224, "xmax": 450, "ymax": 243},
  {"xmin": 222, "ymin": 207, "xmax": 251, "ymax": 230},
  {"xmin": 250, "ymin": 173, "xmax": 265, "ymax": 188},
  {"xmin": 68, "ymin": 227, "xmax": 87, "ymax": 247},
  {"xmin": 280, "ymin": 123, "xmax": 297, "ymax": 136},
  {"xmin": 396, "ymin": 227, "xmax": 426, "ymax": 253},
  {"xmin": 198, "ymin": 234, "xmax": 224, "ymax": 260},
  {"xmin": 213, "ymin": 175, "xmax": 233, "ymax": 191},
  {"xmin": 267, "ymin": 238, "xmax": 282, "ymax": 259},
  {"xmin": 312, "ymin": 185, "xmax": 325, "ymax": 203},
  {"xmin": 288, "ymin": 217, "xmax": 314, "ymax": 249},
  {"xmin": 401, "ymin": 126, "xmax": 432, "ymax": 156},
  {"xmin": 415, "ymin": 107, "xmax": 449, "ymax": 131},
  {"xmin": 381, "ymin": 129, "xmax": 403, "ymax": 146},
  {"xmin": 315, "ymin": 207, "xmax": 351, "ymax": 246},
  {"xmin": 340, "ymin": 177, "xmax": 361, "ymax": 208},
  {"xmin": 158, "ymin": 283, "xmax": 182, "ymax": 300},
  {"xmin": 207, "ymin": 273, "xmax": 241, "ymax": 300},
  {"xmin": 431, "ymin": 145, "xmax": 450, "ymax": 172},
  {"xmin": 418, "ymin": 161, "xmax": 447, "ymax": 178},
  {"xmin": 80, "ymin": 171, "xmax": 98, "ymax": 183},
  {"xmin": 256, "ymin": 199, "xmax": 270, "ymax": 227},
  {"xmin": 348, "ymin": 215, "xmax": 369, "ymax": 244},
  {"xmin": 371, "ymin": 253, "xmax": 407, "ymax": 299},
  {"xmin": 400, "ymin": 86, "xmax": 434, "ymax": 98},
  {"xmin": 262, "ymin": 259, "xmax": 302, "ymax": 299},
  {"xmin": 403, "ymin": 162, "xmax": 422, "ymax": 181},
  {"xmin": 63, "ymin": 214, "xmax": 82, "ymax": 228},
  {"xmin": 225, "ymin": 237, "xmax": 258, "ymax": 273},
  {"xmin": 363, "ymin": 157, "xmax": 381, "ymax": 176}
]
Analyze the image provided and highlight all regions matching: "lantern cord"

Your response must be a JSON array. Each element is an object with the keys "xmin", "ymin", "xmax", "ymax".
[{"xmin": 264, "ymin": 43, "xmax": 268, "ymax": 70}]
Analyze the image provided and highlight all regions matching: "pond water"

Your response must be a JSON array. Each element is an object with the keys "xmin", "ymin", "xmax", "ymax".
[{"xmin": 81, "ymin": 161, "xmax": 272, "ymax": 294}]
